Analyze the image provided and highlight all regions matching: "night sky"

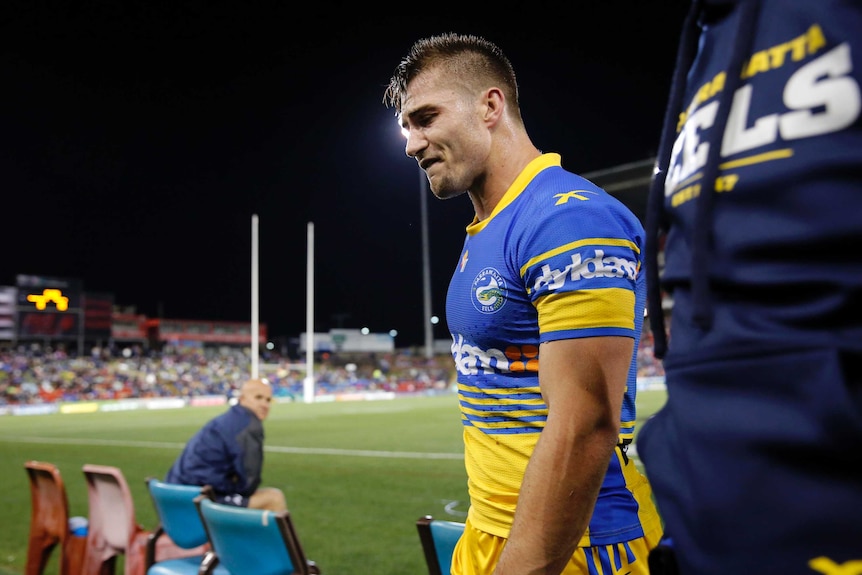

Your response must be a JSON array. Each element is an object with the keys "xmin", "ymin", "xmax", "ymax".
[{"xmin": 2, "ymin": 2, "xmax": 690, "ymax": 347}]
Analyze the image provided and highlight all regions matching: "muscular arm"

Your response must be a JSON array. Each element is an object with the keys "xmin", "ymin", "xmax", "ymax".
[{"xmin": 493, "ymin": 336, "xmax": 632, "ymax": 575}]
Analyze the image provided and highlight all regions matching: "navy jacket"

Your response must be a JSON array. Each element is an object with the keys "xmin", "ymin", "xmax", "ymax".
[
  {"xmin": 645, "ymin": 0, "xmax": 862, "ymax": 360},
  {"xmin": 166, "ymin": 403, "xmax": 264, "ymax": 497}
]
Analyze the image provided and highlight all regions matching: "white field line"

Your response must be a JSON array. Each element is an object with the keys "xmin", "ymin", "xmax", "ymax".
[{"xmin": 0, "ymin": 435, "xmax": 464, "ymax": 460}]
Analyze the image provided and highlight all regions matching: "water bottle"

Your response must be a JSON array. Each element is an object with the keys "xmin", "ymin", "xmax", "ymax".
[{"xmin": 68, "ymin": 516, "xmax": 88, "ymax": 537}]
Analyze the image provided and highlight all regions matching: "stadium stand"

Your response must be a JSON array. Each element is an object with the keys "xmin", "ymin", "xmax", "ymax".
[
  {"xmin": 0, "ymin": 346, "xmax": 458, "ymax": 405},
  {"xmin": 0, "ymin": 329, "xmax": 663, "ymax": 407}
]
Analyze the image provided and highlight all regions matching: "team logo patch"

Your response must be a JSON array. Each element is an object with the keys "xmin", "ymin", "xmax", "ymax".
[{"xmin": 471, "ymin": 267, "xmax": 507, "ymax": 314}]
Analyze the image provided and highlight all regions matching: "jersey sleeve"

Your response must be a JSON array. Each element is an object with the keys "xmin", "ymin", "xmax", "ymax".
[{"xmin": 520, "ymin": 197, "xmax": 643, "ymax": 344}]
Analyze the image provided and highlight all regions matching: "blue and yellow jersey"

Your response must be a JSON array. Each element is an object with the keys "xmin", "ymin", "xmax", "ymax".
[{"xmin": 446, "ymin": 153, "xmax": 659, "ymax": 546}]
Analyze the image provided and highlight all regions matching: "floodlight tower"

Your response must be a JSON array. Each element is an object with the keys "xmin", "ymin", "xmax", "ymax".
[{"xmin": 419, "ymin": 168, "xmax": 434, "ymax": 360}]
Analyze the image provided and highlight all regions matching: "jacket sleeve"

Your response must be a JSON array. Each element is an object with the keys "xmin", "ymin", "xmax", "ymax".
[
  {"xmin": 166, "ymin": 415, "xmax": 245, "ymax": 496},
  {"xmin": 233, "ymin": 415, "xmax": 264, "ymax": 497}
]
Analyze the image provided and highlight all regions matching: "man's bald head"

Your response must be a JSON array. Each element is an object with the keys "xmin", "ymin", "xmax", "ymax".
[{"xmin": 238, "ymin": 378, "xmax": 273, "ymax": 421}]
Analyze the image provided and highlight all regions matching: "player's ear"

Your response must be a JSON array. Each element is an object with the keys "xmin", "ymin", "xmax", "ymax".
[{"xmin": 482, "ymin": 87, "xmax": 505, "ymax": 125}]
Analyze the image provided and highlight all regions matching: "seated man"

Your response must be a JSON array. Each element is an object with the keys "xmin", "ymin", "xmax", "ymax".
[{"xmin": 166, "ymin": 377, "xmax": 286, "ymax": 511}]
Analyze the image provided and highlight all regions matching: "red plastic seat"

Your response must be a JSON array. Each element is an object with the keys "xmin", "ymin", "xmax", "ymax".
[
  {"xmin": 24, "ymin": 460, "xmax": 87, "ymax": 575},
  {"xmin": 81, "ymin": 464, "xmax": 205, "ymax": 575}
]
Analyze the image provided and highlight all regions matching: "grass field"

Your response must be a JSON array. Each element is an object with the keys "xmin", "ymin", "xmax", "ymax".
[{"xmin": 0, "ymin": 389, "xmax": 667, "ymax": 575}]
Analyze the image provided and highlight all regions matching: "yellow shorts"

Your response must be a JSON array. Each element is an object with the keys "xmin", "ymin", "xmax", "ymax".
[{"xmin": 451, "ymin": 518, "xmax": 663, "ymax": 575}]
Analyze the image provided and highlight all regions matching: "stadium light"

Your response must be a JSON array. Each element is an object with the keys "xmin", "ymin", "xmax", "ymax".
[
  {"xmin": 418, "ymin": 168, "xmax": 434, "ymax": 359},
  {"xmin": 399, "ymin": 122, "xmax": 435, "ymax": 359}
]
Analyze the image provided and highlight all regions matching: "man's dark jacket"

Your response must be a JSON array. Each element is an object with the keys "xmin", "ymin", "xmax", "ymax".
[{"xmin": 165, "ymin": 403, "xmax": 263, "ymax": 497}]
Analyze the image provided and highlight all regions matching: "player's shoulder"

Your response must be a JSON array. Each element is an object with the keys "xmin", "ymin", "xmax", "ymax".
[{"xmin": 531, "ymin": 166, "xmax": 635, "ymax": 220}]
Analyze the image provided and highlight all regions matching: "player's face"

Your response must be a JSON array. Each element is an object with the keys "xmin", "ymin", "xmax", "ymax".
[
  {"xmin": 239, "ymin": 380, "xmax": 273, "ymax": 421},
  {"xmin": 400, "ymin": 66, "xmax": 491, "ymax": 199}
]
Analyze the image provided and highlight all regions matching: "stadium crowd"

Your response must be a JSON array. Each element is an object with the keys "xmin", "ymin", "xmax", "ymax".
[
  {"xmin": 0, "ymin": 330, "xmax": 665, "ymax": 406},
  {"xmin": 0, "ymin": 344, "xmax": 457, "ymax": 405}
]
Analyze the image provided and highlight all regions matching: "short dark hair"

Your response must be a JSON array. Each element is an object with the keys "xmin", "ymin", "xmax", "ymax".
[{"xmin": 383, "ymin": 32, "xmax": 520, "ymax": 116}]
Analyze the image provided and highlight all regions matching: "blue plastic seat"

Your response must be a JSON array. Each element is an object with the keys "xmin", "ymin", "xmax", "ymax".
[
  {"xmin": 194, "ymin": 496, "xmax": 320, "ymax": 575},
  {"xmin": 416, "ymin": 515, "xmax": 465, "ymax": 575},
  {"xmin": 144, "ymin": 479, "xmax": 223, "ymax": 575}
]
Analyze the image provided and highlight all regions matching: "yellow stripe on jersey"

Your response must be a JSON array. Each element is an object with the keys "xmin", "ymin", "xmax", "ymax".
[
  {"xmin": 460, "ymin": 402, "xmax": 546, "ymax": 414},
  {"xmin": 469, "ymin": 154, "xmax": 563, "ymax": 235},
  {"xmin": 620, "ymin": 417, "xmax": 637, "ymax": 442},
  {"xmin": 536, "ymin": 288, "xmax": 635, "ymax": 333},
  {"xmin": 457, "ymin": 383, "xmax": 541, "ymax": 395},
  {"xmin": 519, "ymin": 237, "xmax": 641, "ymax": 278},
  {"xmin": 459, "ymin": 381, "xmax": 547, "ymax": 431},
  {"xmin": 466, "ymin": 418, "xmax": 546, "ymax": 431},
  {"xmin": 461, "ymin": 401, "xmax": 546, "ymax": 414}
]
